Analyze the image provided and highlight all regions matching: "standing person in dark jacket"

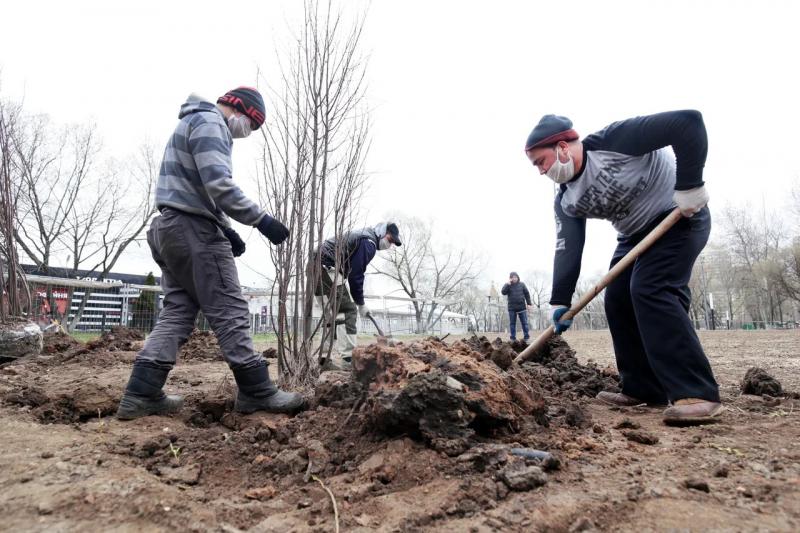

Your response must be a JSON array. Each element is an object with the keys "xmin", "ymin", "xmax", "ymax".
[
  {"xmin": 501, "ymin": 272, "xmax": 532, "ymax": 341},
  {"xmin": 315, "ymin": 222, "xmax": 402, "ymax": 369},
  {"xmin": 524, "ymin": 110, "xmax": 722, "ymax": 425},
  {"xmin": 116, "ymin": 87, "xmax": 304, "ymax": 420}
]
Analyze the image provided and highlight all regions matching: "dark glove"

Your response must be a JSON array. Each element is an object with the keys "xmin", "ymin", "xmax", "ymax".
[
  {"xmin": 552, "ymin": 306, "xmax": 573, "ymax": 334},
  {"xmin": 256, "ymin": 214, "xmax": 290, "ymax": 245},
  {"xmin": 222, "ymin": 227, "xmax": 246, "ymax": 257}
]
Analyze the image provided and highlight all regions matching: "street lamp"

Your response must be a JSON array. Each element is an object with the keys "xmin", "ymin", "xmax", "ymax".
[{"xmin": 487, "ymin": 282, "xmax": 500, "ymax": 333}]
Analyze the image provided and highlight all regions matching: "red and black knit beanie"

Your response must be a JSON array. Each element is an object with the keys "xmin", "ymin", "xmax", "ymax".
[
  {"xmin": 217, "ymin": 87, "xmax": 266, "ymax": 129},
  {"xmin": 524, "ymin": 114, "xmax": 579, "ymax": 151}
]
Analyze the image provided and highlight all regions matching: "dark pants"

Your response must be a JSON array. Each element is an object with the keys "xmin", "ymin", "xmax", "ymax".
[
  {"xmin": 604, "ymin": 207, "xmax": 719, "ymax": 404},
  {"xmin": 314, "ymin": 267, "xmax": 358, "ymax": 335},
  {"xmin": 508, "ymin": 309, "xmax": 529, "ymax": 340},
  {"xmin": 135, "ymin": 208, "xmax": 261, "ymax": 370}
]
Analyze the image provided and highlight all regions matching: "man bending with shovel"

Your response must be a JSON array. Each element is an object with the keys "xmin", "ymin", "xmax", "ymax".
[
  {"xmin": 314, "ymin": 222, "xmax": 402, "ymax": 370},
  {"xmin": 524, "ymin": 110, "xmax": 721, "ymax": 425}
]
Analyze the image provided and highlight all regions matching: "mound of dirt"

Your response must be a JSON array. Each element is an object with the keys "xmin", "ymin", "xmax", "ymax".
[
  {"xmin": 517, "ymin": 335, "xmax": 620, "ymax": 398},
  {"xmin": 35, "ymin": 326, "xmax": 144, "ymax": 368},
  {"xmin": 352, "ymin": 337, "xmax": 549, "ymax": 453},
  {"xmin": 741, "ymin": 367, "xmax": 783, "ymax": 396},
  {"xmin": 177, "ymin": 330, "xmax": 224, "ymax": 362},
  {"xmin": 86, "ymin": 326, "xmax": 145, "ymax": 352},
  {"xmin": 41, "ymin": 331, "xmax": 83, "ymax": 354},
  {"xmin": 3, "ymin": 378, "xmax": 118, "ymax": 423}
]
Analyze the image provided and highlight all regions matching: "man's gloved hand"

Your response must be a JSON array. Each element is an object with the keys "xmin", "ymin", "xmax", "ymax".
[
  {"xmin": 551, "ymin": 305, "xmax": 573, "ymax": 334},
  {"xmin": 222, "ymin": 227, "xmax": 246, "ymax": 257},
  {"xmin": 256, "ymin": 214, "xmax": 290, "ymax": 245},
  {"xmin": 673, "ymin": 185, "xmax": 709, "ymax": 218},
  {"xmin": 358, "ymin": 304, "xmax": 370, "ymax": 318}
]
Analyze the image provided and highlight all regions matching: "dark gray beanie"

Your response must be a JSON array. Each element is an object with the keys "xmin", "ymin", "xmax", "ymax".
[{"xmin": 524, "ymin": 114, "xmax": 579, "ymax": 151}]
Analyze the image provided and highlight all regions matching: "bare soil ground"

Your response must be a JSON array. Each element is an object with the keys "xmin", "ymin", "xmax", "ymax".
[{"xmin": 1, "ymin": 328, "xmax": 798, "ymax": 532}]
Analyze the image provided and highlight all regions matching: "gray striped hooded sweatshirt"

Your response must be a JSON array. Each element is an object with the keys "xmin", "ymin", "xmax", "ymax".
[{"xmin": 155, "ymin": 94, "xmax": 266, "ymax": 228}]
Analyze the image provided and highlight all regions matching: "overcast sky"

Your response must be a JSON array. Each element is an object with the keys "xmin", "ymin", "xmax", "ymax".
[{"xmin": 2, "ymin": 0, "xmax": 798, "ymax": 297}]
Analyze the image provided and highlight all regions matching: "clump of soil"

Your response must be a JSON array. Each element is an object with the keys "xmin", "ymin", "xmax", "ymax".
[
  {"xmin": 41, "ymin": 331, "xmax": 82, "ymax": 354},
  {"xmin": 177, "ymin": 330, "xmax": 224, "ymax": 362},
  {"xmin": 519, "ymin": 335, "xmax": 620, "ymax": 398},
  {"xmin": 741, "ymin": 367, "xmax": 783, "ymax": 396},
  {"xmin": 262, "ymin": 347, "xmax": 277, "ymax": 359},
  {"xmin": 86, "ymin": 326, "xmax": 145, "ymax": 352},
  {"xmin": 3, "ymin": 379, "xmax": 118, "ymax": 423},
  {"xmin": 35, "ymin": 326, "xmax": 145, "ymax": 368},
  {"xmin": 352, "ymin": 336, "xmax": 550, "ymax": 452}
]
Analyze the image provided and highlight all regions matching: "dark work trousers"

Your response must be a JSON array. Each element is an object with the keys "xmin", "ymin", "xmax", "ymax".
[
  {"xmin": 604, "ymin": 207, "xmax": 719, "ymax": 404},
  {"xmin": 508, "ymin": 309, "xmax": 530, "ymax": 340},
  {"xmin": 314, "ymin": 267, "xmax": 358, "ymax": 335},
  {"xmin": 134, "ymin": 208, "xmax": 261, "ymax": 370}
]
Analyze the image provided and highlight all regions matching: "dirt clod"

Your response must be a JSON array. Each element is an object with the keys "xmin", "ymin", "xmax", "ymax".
[
  {"xmin": 352, "ymin": 338, "xmax": 547, "ymax": 443},
  {"xmin": 613, "ymin": 418, "xmax": 641, "ymax": 429},
  {"xmin": 713, "ymin": 464, "xmax": 730, "ymax": 478},
  {"xmin": 86, "ymin": 326, "xmax": 145, "ymax": 352},
  {"xmin": 157, "ymin": 463, "xmax": 202, "ymax": 485},
  {"xmin": 622, "ymin": 430, "xmax": 659, "ymax": 445},
  {"xmin": 499, "ymin": 460, "xmax": 548, "ymax": 491},
  {"xmin": 177, "ymin": 330, "xmax": 223, "ymax": 361},
  {"xmin": 684, "ymin": 478, "xmax": 710, "ymax": 493},
  {"xmin": 741, "ymin": 367, "xmax": 783, "ymax": 397}
]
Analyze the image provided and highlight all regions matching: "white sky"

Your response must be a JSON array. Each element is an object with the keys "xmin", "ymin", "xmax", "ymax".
[{"xmin": 2, "ymin": 0, "xmax": 799, "ymax": 297}]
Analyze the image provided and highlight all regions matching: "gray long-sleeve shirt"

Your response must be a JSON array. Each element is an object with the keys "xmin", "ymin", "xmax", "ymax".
[{"xmin": 550, "ymin": 110, "xmax": 708, "ymax": 306}]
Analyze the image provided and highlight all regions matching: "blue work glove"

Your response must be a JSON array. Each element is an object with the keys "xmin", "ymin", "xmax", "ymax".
[
  {"xmin": 256, "ymin": 214, "xmax": 290, "ymax": 245},
  {"xmin": 222, "ymin": 227, "xmax": 246, "ymax": 257},
  {"xmin": 552, "ymin": 306, "xmax": 573, "ymax": 334}
]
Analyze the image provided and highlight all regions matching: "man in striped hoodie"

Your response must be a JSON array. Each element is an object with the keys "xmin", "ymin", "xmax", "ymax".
[{"xmin": 117, "ymin": 87, "xmax": 304, "ymax": 420}]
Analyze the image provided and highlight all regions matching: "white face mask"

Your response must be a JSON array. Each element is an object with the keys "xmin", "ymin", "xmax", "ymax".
[
  {"xmin": 378, "ymin": 236, "xmax": 393, "ymax": 250},
  {"xmin": 227, "ymin": 114, "xmax": 252, "ymax": 139},
  {"xmin": 545, "ymin": 145, "xmax": 575, "ymax": 184}
]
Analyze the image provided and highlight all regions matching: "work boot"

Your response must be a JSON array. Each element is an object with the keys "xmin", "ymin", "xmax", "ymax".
[
  {"xmin": 117, "ymin": 363, "xmax": 183, "ymax": 420},
  {"xmin": 596, "ymin": 391, "xmax": 645, "ymax": 407},
  {"xmin": 232, "ymin": 361, "xmax": 305, "ymax": 414},
  {"xmin": 663, "ymin": 398, "xmax": 723, "ymax": 426},
  {"xmin": 320, "ymin": 355, "xmax": 352, "ymax": 372}
]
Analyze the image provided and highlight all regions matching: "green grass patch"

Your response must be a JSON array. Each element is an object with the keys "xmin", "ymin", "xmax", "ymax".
[{"xmin": 70, "ymin": 331, "xmax": 101, "ymax": 343}]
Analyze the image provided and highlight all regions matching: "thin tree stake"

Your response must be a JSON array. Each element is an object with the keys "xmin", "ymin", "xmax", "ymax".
[{"xmin": 311, "ymin": 475, "xmax": 340, "ymax": 533}]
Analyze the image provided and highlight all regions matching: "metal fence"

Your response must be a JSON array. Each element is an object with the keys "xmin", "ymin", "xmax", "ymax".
[
  {"xmin": 24, "ymin": 274, "xmax": 471, "ymax": 336},
  {"xmin": 23, "ymin": 273, "xmax": 790, "ymax": 338},
  {"xmin": 27, "ymin": 274, "xmax": 163, "ymax": 333}
]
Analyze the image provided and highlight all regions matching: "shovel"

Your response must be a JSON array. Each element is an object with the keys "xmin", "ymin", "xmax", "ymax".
[
  {"xmin": 514, "ymin": 208, "xmax": 683, "ymax": 365},
  {"xmin": 365, "ymin": 311, "xmax": 397, "ymax": 346}
]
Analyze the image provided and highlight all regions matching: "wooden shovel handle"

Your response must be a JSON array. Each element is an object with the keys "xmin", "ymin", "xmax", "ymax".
[
  {"xmin": 366, "ymin": 312, "xmax": 386, "ymax": 337},
  {"xmin": 514, "ymin": 208, "xmax": 683, "ymax": 365}
]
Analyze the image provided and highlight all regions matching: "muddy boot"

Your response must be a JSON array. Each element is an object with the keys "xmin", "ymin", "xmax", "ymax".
[
  {"xmin": 663, "ymin": 399, "xmax": 723, "ymax": 426},
  {"xmin": 116, "ymin": 363, "xmax": 183, "ymax": 420},
  {"xmin": 597, "ymin": 391, "xmax": 668, "ymax": 408},
  {"xmin": 321, "ymin": 354, "xmax": 351, "ymax": 372},
  {"xmin": 320, "ymin": 356, "xmax": 353, "ymax": 372},
  {"xmin": 596, "ymin": 391, "xmax": 644, "ymax": 407},
  {"xmin": 233, "ymin": 361, "xmax": 305, "ymax": 414}
]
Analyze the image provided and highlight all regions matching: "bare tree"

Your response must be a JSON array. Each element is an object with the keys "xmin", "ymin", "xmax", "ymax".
[
  {"xmin": 0, "ymin": 96, "xmax": 30, "ymax": 320},
  {"xmin": 372, "ymin": 214, "xmax": 483, "ymax": 333},
  {"xmin": 63, "ymin": 143, "xmax": 159, "ymax": 331},
  {"xmin": 259, "ymin": 0, "xmax": 370, "ymax": 382},
  {"xmin": 13, "ymin": 116, "xmax": 97, "ymax": 275},
  {"xmin": 451, "ymin": 281, "xmax": 491, "ymax": 332},
  {"xmin": 769, "ymin": 242, "xmax": 800, "ymax": 306},
  {"xmin": 720, "ymin": 203, "xmax": 787, "ymax": 326}
]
